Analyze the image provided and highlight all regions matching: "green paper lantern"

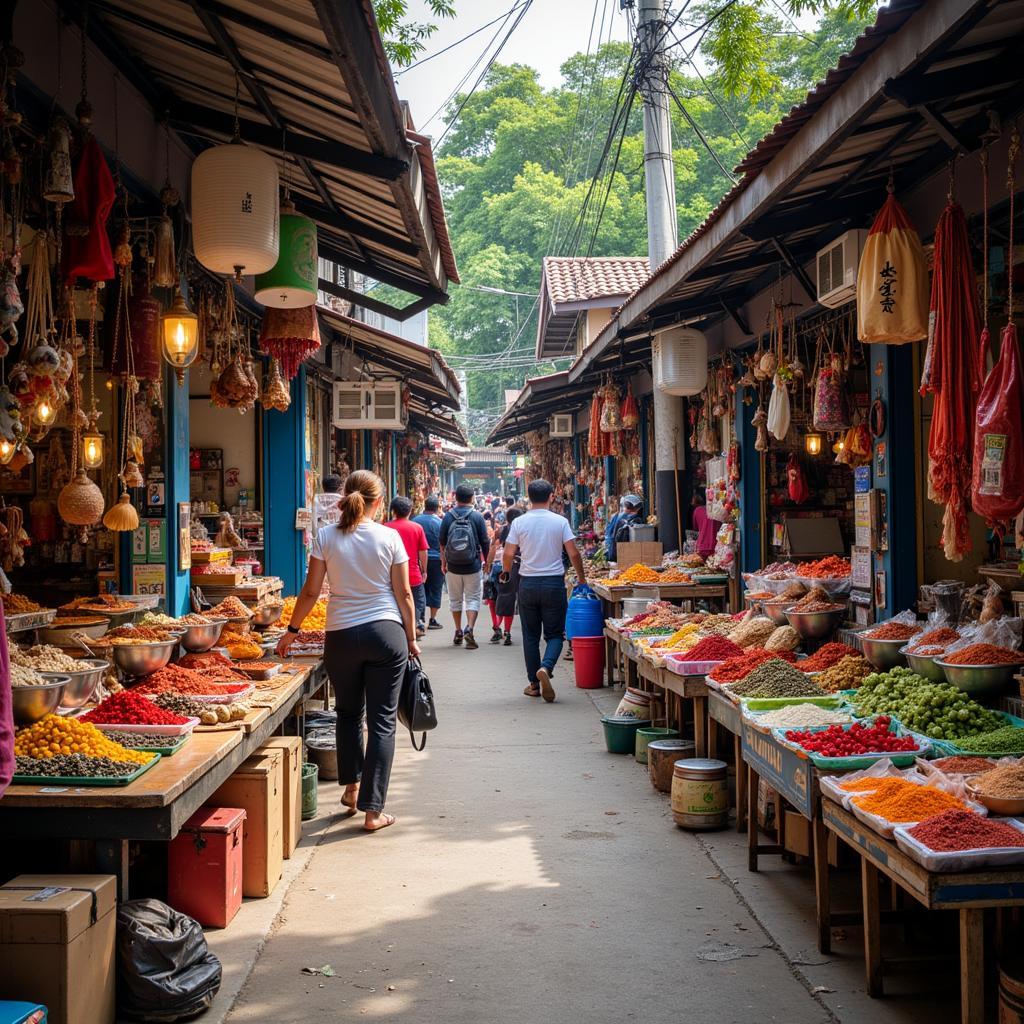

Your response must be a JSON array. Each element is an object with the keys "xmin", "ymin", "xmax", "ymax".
[{"xmin": 255, "ymin": 200, "xmax": 318, "ymax": 308}]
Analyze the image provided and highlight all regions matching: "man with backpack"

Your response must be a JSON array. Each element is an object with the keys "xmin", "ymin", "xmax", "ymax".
[{"xmin": 439, "ymin": 483, "xmax": 490, "ymax": 649}]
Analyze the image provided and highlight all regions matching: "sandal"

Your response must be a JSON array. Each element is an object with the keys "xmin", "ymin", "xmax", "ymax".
[
  {"xmin": 364, "ymin": 812, "xmax": 396, "ymax": 833},
  {"xmin": 341, "ymin": 789, "xmax": 358, "ymax": 818},
  {"xmin": 523, "ymin": 684, "xmax": 541, "ymax": 697}
]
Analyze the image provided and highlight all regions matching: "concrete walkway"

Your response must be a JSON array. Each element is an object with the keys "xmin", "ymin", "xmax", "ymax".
[{"xmin": 226, "ymin": 620, "xmax": 961, "ymax": 1024}]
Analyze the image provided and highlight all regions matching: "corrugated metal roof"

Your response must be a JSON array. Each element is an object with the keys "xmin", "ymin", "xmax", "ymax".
[{"xmin": 52, "ymin": 0, "xmax": 454, "ymax": 307}]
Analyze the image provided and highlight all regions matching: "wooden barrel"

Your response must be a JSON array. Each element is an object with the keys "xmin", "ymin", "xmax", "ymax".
[
  {"xmin": 648, "ymin": 739, "xmax": 694, "ymax": 792},
  {"xmin": 1000, "ymin": 959, "xmax": 1024, "ymax": 1023},
  {"xmin": 671, "ymin": 758, "xmax": 728, "ymax": 830}
]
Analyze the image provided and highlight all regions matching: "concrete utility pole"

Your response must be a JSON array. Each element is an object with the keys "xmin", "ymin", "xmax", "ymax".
[{"xmin": 637, "ymin": 0, "xmax": 685, "ymax": 551}]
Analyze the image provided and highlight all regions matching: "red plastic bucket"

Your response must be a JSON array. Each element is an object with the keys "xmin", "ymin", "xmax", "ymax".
[{"xmin": 572, "ymin": 636, "xmax": 605, "ymax": 688}]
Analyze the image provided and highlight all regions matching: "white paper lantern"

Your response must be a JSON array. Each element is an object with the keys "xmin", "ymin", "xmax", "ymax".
[
  {"xmin": 191, "ymin": 143, "xmax": 280, "ymax": 279},
  {"xmin": 653, "ymin": 327, "xmax": 708, "ymax": 396}
]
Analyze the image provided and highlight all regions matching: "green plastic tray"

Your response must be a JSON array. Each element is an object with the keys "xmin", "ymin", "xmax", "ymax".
[
  {"xmin": 120, "ymin": 735, "xmax": 189, "ymax": 757},
  {"xmin": 13, "ymin": 753, "xmax": 161, "ymax": 787},
  {"xmin": 896, "ymin": 710, "xmax": 1024, "ymax": 758}
]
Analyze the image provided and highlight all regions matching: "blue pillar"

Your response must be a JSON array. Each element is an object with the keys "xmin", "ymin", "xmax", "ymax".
[
  {"xmin": 163, "ymin": 364, "xmax": 191, "ymax": 615},
  {"xmin": 869, "ymin": 344, "xmax": 917, "ymax": 619},
  {"xmin": 262, "ymin": 365, "xmax": 308, "ymax": 595},
  {"xmin": 737, "ymin": 396, "xmax": 762, "ymax": 574}
]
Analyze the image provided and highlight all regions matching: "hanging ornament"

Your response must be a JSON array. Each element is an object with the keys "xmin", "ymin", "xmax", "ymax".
[
  {"xmin": 62, "ymin": 137, "xmax": 116, "ymax": 283},
  {"xmin": 257, "ymin": 304, "xmax": 321, "ymax": 380},
  {"xmin": 254, "ymin": 194, "xmax": 318, "ymax": 307},
  {"xmin": 102, "ymin": 491, "xmax": 139, "ymax": 532},
  {"xmin": 261, "ymin": 357, "xmax": 291, "ymax": 411},
  {"xmin": 153, "ymin": 172, "xmax": 180, "ymax": 288},
  {"xmin": 43, "ymin": 116, "xmax": 75, "ymax": 204}
]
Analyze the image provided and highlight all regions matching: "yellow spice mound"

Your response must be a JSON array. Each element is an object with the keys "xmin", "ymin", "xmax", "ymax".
[{"xmin": 15, "ymin": 715, "xmax": 152, "ymax": 765}]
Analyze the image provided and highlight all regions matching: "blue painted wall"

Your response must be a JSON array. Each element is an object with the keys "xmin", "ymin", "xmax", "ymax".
[
  {"xmin": 163, "ymin": 364, "xmax": 191, "ymax": 615},
  {"xmin": 737, "ymin": 395, "xmax": 762, "ymax": 574},
  {"xmin": 262, "ymin": 365, "xmax": 308, "ymax": 595},
  {"xmin": 867, "ymin": 344, "xmax": 918, "ymax": 619}
]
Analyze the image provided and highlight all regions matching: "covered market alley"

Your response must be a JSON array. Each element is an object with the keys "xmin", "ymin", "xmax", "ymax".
[{"xmin": 223, "ymin": 623, "xmax": 960, "ymax": 1024}]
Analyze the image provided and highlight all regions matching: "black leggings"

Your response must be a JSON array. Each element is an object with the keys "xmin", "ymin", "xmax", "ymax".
[{"xmin": 325, "ymin": 620, "xmax": 408, "ymax": 812}]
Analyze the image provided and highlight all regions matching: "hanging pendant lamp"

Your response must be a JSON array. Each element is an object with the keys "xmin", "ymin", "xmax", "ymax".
[
  {"xmin": 191, "ymin": 141, "xmax": 279, "ymax": 281},
  {"xmin": 254, "ymin": 197, "xmax": 318, "ymax": 308}
]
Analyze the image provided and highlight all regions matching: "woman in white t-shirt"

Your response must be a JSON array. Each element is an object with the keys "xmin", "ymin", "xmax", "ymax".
[{"xmin": 277, "ymin": 470, "xmax": 418, "ymax": 832}]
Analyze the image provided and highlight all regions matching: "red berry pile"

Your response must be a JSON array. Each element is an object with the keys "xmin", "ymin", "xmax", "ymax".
[
  {"xmin": 82, "ymin": 690, "xmax": 190, "ymax": 726},
  {"xmin": 784, "ymin": 716, "xmax": 919, "ymax": 756}
]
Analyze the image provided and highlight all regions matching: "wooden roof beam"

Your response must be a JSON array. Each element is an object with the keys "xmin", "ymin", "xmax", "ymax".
[
  {"xmin": 318, "ymin": 277, "xmax": 435, "ymax": 323},
  {"xmin": 319, "ymin": 240, "xmax": 448, "ymax": 305}
]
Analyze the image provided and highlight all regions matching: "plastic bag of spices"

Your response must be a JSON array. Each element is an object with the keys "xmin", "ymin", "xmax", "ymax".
[{"xmin": 856, "ymin": 190, "xmax": 929, "ymax": 343}]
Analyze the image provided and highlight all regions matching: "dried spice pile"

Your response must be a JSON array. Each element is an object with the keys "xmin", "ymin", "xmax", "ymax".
[
  {"xmin": 816, "ymin": 655, "xmax": 871, "ymax": 692},
  {"xmin": 908, "ymin": 809, "xmax": 1024, "ymax": 851},
  {"xmin": 908, "ymin": 627, "xmax": 960, "ymax": 652},
  {"xmin": 764, "ymin": 625, "xmax": 800, "ymax": 651},
  {"xmin": 11, "ymin": 645, "xmax": 91, "ymax": 673},
  {"xmin": 930, "ymin": 756, "xmax": 997, "ymax": 775},
  {"xmin": 969, "ymin": 762, "xmax": 1024, "ymax": 799},
  {"xmin": 799, "ymin": 643, "xmax": 861, "ymax": 672},
  {"xmin": 851, "ymin": 777, "xmax": 963, "ymax": 820},
  {"xmin": 614, "ymin": 563, "xmax": 660, "ymax": 584},
  {"xmin": 943, "ymin": 643, "xmax": 1022, "ymax": 665},
  {"xmin": 1, "ymin": 594, "xmax": 42, "ymax": 613},
  {"xmin": 800, "ymin": 556, "xmax": 851, "ymax": 578},
  {"xmin": 15, "ymin": 715, "xmax": 152, "ymax": 765},
  {"xmin": 710, "ymin": 648, "xmax": 796, "ymax": 682},
  {"xmin": 756, "ymin": 704, "xmax": 851, "ymax": 728},
  {"xmin": 82, "ymin": 691, "xmax": 190, "ymax": 726},
  {"xmin": 864, "ymin": 621, "xmax": 922, "ymax": 641},
  {"xmin": 730, "ymin": 659, "xmax": 824, "ymax": 698},
  {"xmin": 131, "ymin": 664, "xmax": 250, "ymax": 697},
  {"xmin": 729, "ymin": 617, "xmax": 776, "ymax": 649},
  {"xmin": 675, "ymin": 636, "xmax": 743, "ymax": 662}
]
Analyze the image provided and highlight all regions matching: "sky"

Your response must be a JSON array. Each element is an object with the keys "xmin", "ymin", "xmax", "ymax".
[{"xmin": 393, "ymin": 0, "xmax": 633, "ymax": 138}]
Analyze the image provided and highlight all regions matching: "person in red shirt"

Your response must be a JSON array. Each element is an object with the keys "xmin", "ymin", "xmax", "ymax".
[{"xmin": 387, "ymin": 497, "xmax": 429, "ymax": 638}]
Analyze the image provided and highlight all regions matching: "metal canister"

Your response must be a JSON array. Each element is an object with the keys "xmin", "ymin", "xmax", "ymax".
[{"xmin": 671, "ymin": 758, "xmax": 728, "ymax": 830}]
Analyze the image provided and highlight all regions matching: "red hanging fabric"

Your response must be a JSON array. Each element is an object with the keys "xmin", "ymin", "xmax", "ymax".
[
  {"xmin": 63, "ymin": 137, "xmax": 116, "ymax": 283},
  {"xmin": 923, "ymin": 200, "xmax": 981, "ymax": 561},
  {"xmin": 587, "ymin": 392, "xmax": 602, "ymax": 457}
]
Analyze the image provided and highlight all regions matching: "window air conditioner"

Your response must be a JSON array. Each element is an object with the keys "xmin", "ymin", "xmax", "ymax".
[
  {"xmin": 816, "ymin": 230, "xmax": 867, "ymax": 309},
  {"xmin": 332, "ymin": 381, "xmax": 407, "ymax": 430},
  {"xmin": 549, "ymin": 413, "xmax": 574, "ymax": 438}
]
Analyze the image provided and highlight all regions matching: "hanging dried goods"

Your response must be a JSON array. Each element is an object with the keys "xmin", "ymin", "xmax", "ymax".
[{"xmin": 816, "ymin": 655, "xmax": 871, "ymax": 692}]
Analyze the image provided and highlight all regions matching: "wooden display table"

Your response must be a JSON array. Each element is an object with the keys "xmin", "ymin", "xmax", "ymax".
[
  {"xmin": 592, "ymin": 580, "xmax": 730, "ymax": 618},
  {"xmin": 823, "ymin": 797, "xmax": 1024, "ymax": 1024},
  {"xmin": 707, "ymin": 686, "xmax": 746, "ymax": 832},
  {"xmin": 0, "ymin": 659, "xmax": 321, "ymax": 898}
]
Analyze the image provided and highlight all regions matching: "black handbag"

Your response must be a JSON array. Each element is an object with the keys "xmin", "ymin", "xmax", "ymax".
[{"xmin": 398, "ymin": 656, "xmax": 437, "ymax": 750}]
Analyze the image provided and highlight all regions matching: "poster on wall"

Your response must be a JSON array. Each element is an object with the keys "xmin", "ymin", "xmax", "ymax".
[
  {"xmin": 178, "ymin": 502, "xmax": 191, "ymax": 571},
  {"xmin": 133, "ymin": 563, "xmax": 166, "ymax": 597}
]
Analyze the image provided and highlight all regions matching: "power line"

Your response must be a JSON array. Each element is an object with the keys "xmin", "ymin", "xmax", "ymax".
[
  {"xmin": 435, "ymin": 0, "xmax": 534, "ymax": 148},
  {"xmin": 394, "ymin": 0, "xmax": 532, "ymax": 76},
  {"xmin": 666, "ymin": 79, "xmax": 737, "ymax": 181}
]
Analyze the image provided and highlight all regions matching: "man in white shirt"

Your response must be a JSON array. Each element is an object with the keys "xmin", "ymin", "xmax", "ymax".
[{"xmin": 502, "ymin": 478, "xmax": 586, "ymax": 703}]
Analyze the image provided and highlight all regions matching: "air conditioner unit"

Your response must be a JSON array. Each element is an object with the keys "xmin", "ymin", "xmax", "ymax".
[
  {"xmin": 549, "ymin": 413, "xmax": 574, "ymax": 438},
  {"xmin": 332, "ymin": 381, "xmax": 407, "ymax": 430},
  {"xmin": 816, "ymin": 229, "xmax": 867, "ymax": 309}
]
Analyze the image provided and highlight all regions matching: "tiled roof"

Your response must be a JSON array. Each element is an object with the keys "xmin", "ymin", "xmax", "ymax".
[{"xmin": 541, "ymin": 256, "xmax": 649, "ymax": 307}]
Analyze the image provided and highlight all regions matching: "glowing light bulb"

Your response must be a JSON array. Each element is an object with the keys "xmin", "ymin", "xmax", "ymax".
[
  {"xmin": 35, "ymin": 398, "xmax": 56, "ymax": 426},
  {"xmin": 83, "ymin": 431, "xmax": 104, "ymax": 469},
  {"xmin": 0, "ymin": 437, "xmax": 13, "ymax": 464}
]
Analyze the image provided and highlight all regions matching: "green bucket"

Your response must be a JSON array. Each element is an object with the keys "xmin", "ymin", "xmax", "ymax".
[
  {"xmin": 601, "ymin": 716, "xmax": 651, "ymax": 755},
  {"xmin": 635, "ymin": 726, "xmax": 681, "ymax": 764},
  {"xmin": 301, "ymin": 762, "xmax": 319, "ymax": 820}
]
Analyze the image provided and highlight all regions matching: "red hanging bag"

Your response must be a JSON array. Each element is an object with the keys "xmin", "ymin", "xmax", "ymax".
[{"xmin": 971, "ymin": 322, "xmax": 1024, "ymax": 530}]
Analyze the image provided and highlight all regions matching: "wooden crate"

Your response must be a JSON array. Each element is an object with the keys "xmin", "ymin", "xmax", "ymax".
[
  {"xmin": 191, "ymin": 547, "xmax": 233, "ymax": 565},
  {"xmin": 191, "ymin": 569, "xmax": 246, "ymax": 587},
  {"xmin": 200, "ymin": 577, "xmax": 283, "ymax": 604}
]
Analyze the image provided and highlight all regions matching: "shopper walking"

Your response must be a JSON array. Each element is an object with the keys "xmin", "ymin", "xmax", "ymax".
[
  {"xmin": 386, "ymin": 496, "xmax": 429, "ymax": 637},
  {"xmin": 412, "ymin": 496, "xmax": 444, "ymax": 630},
  {"xmin": 277, "ymin": 470, "xmax": 417, "ymax": 832},
  {"xmin": 485, "ymin": 506, "xmax": 522, "ymax": 645},
  {"xmin": 502, "ymin": 479, "xmax": 586, "ymax": 702},
  {"xmin": 439, "ymin": 483, "xmax": 489, "ymax": 649}
]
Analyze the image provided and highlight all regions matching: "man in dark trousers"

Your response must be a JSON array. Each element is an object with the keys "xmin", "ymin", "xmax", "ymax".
[
  {"xmin": 502, "ymin": 478, "xmax": 586, "ymax": 703},
  {"xmin": 439, "ymin": 483, "xmax": 489, "ymax": 649},
  {"xmin": 412, "ymin": 496, "xmax": 445, "ymax": 630}
]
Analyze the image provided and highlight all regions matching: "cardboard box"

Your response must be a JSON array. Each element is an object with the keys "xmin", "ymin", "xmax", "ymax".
[
  {"xmin": 209, "ymin": 750, "xmax": 284, "ymax": 898},
  {"xmin": 783, "ymin": 811, "xmax": 810, "ymax": 858},
  {"xmin": 260, "ymin": 737, "xmax": 302, "ymax": 859},
  {"xmin": 0, "ymin": 874, "xmax": 116, "ymax": 1024},
  {"xmin": 615, "ymin": 541, "xmax": 663, "ymax": 568}
]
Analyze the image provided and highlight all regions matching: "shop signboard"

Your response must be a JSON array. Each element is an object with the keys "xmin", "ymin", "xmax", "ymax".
[
  {"xmin": 741, "ymin": 720, "xmax": 813, "ymax": 818},
  {"xmin": 851, "ymin": 546, "xmax": 871, "ymax": 589},
  {"xmin": 132, "ymin": 563, "xmax": 166, "ymax": 597},
  {"xmin": 854, "ymin": 493, "xmax": 871, "ymax": 548},
  {"xmin": 853, "ymin": 466, "xmax": 872, "ymax": 493}
]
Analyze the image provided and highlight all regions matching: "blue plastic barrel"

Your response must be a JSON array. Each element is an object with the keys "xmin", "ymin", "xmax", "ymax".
[{"xmin": 566, "ymin": 586, "xmax": 604, "ymax": 639}]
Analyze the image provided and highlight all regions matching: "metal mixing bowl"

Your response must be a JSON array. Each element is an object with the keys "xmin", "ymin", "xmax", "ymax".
[
  {"xmin": 785, "ymin": 606, "xmax": 846, "ymax": 640},
  {"xmin": 934, "ymin": 659, "xmax": 1023, "ymax": 697},
  {"xmin": 178, "ymin": 618, "xmax": 227, "ymax": 653},
  {"xmin": 252, "ymin": 604, "xmax": 283, "ymax": 627},
  {"xmin": 857, "ymin": 635, "xmax": 910, "ymax": 671},
  {"xmin": 38, "ymin": 617, "xmax": 109, "ymax": 644},
  {"xmin": 12, "ymin": 677, "xmax": 69, "ymax": 724},
  {"xmin": 223, "ymin": 615, "xmax": 252, "ymax": 634},
  {"xmin": 109, "ymin": 638, "xmax": 179, "ymax": 677},
  {"xmin": 900, "ymin": 646, "xmax": 947, "ymax": 683},
  {"xmin": 57, "ymin": 660, "xmax": 109, "ymax": 708},
  {"xmin": 762, "ymin": 601, "xmax": 796, "ymax": 626}
]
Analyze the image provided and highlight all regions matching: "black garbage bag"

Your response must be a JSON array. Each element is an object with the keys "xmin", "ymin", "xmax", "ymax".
[{"xmin": 116, "ymin": 899, "xmax": 222, "ymax": 1022}]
